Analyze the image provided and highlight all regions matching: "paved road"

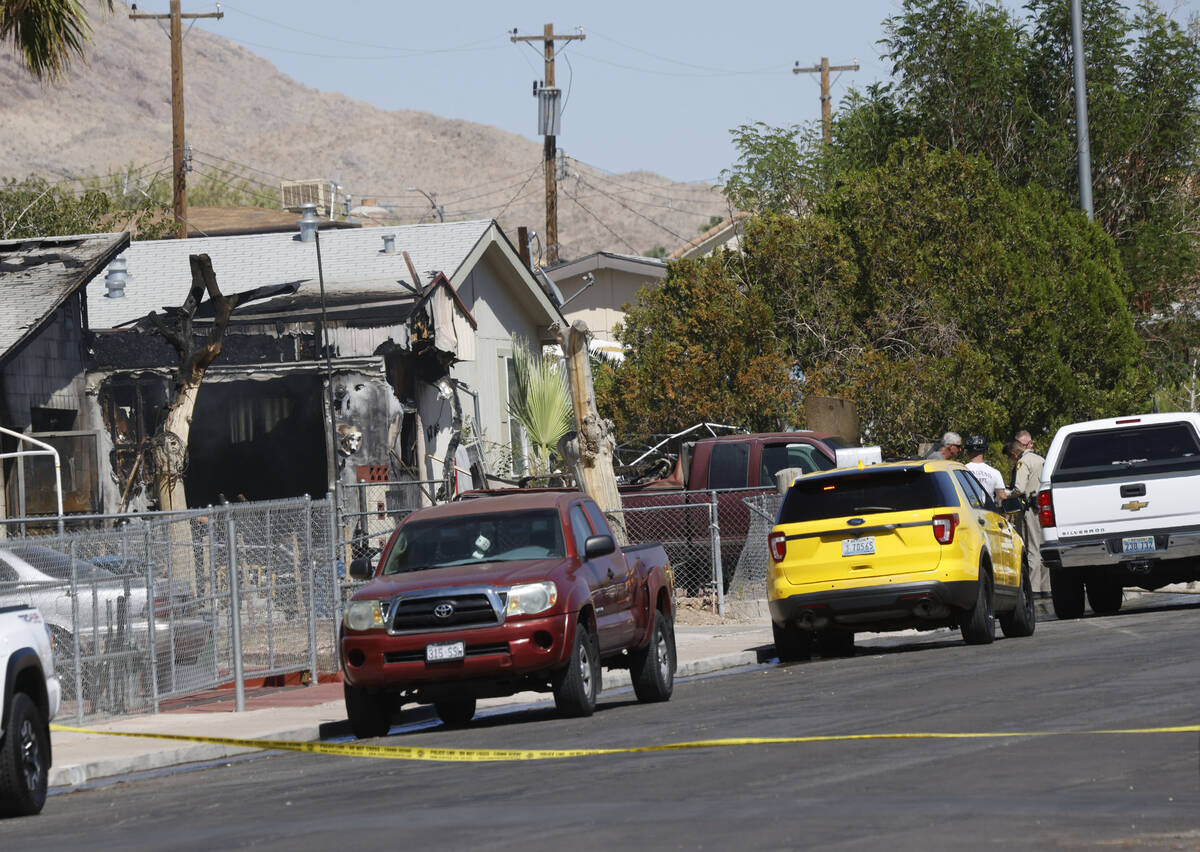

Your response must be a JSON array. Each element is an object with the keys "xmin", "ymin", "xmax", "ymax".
[{"xmin": 10, "ymin": 599, "xmax": 1200, "ymax": 850}]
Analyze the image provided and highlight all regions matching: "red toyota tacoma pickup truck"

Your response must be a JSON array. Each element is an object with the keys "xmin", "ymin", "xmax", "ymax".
[{"xmin": 340, "ymin": 491, "xmax": 676, "ymax": 738}]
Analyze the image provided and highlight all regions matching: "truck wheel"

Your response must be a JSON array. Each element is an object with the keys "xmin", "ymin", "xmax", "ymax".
[
  {"xmin": 1050, "ymin": 567, "xmax": 1085, "ymax": 620},
  {"xmin": 0, "ymin": 692, "xmax": 49, "ymax": 817},
  {"xmin": 434, "ymin": 698, "xmax": 477, "ymax": 727},
  {"xmin": 960, "ymin": 567, "xmax": 995, "ymax": 645},
  {"xmin": 772, "ymin": 620, "xmax": 813, "ymax": 662},
  {"xmin": 553, "ymin": 621, "xmax": 600, "ymax": 717},
  {"xmin": 1086, "ymin": 578, "xmax": 1123, "ymax": 615},
  {"xmin": 817, "ymin": 630, "xmax": 855, "ymax": 658},
  {"xmin": 999, "ymin": 564, "xmax": 1037, "ymax": 638},
  {"xmin": 344, "ymin": 684, "xmax": 392, "ymax": 739},
  {"xmin": 631, "ymin": 611, "xmax": 675, "ymax": 702}
]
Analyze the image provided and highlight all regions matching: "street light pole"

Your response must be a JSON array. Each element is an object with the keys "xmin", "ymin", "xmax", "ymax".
[
  {"xmin": 1070, "ymin": 0, "xmax": 1095, "ymax": 220},
  {"xmin": 406, "ymin": 186, "xmax": 444, "ymax": 223}
]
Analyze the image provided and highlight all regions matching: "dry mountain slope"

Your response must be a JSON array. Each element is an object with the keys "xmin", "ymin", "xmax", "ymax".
[{"xmin": 0, "ymin": 3, "xmax": 724, "ymax": 260}]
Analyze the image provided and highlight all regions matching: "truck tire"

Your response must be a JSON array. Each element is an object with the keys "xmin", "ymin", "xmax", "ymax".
[
  {"xmin": 1050, "ymin": 567, "xmax": 1085, "ymax": 620},
  {"xmin": 344, "ymin": 684, "xmax": 392, "ymax": 739},
  {"xmin": 999, "ymin": 564, "xmax": 1037, "ymax": 638},
  {"xmin": 960, "ymin": 567, "xmax": 996, "ymax": 645},
  {"xmin": 1086, "ymin": 578, "xmax": 1123, "ymax": 615},
  {"xmin": 0, "ymin": 692, "xmax": 49, "ymax": 817},
  {"xmin": 631, "ymin": 611, "xmax": 675, "ymax": 702},
  {"xmin": 772, "ymin": 620, "xmax": 813, "ymax": 662},
  {"xmin": 553, "ymin": 621, "xmax": 600, "ymax": 717},
  {"xmin": 434, "ymin": 698, "xmax": 477, "ymax": 727}
]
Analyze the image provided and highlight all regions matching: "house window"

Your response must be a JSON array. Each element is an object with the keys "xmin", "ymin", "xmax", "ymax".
[
  {"xmin": 499, "ymin": 352, "xmax": 528, "ymax": 476},
  {"xmin": 4, "ymin": 431, "xmax": 99, "ymax": 518}
]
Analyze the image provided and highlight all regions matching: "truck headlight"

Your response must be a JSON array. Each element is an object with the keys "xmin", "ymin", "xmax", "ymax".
[
  {"xmin": 344, "ymin": 599, "xmax": 387, "ymax": 631},
  {"xmin": 506, "ymin": 581, "xmax": 558, "ymax": 616}
]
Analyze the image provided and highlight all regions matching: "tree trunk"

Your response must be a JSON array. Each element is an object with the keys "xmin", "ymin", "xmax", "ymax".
[
  {"xmin": 555, "ymin": 320, "xmax": 626, "ymax": 543},
  {"xmin": 155, "ymin": 382, "xmax": 199, "ymax": 512}
]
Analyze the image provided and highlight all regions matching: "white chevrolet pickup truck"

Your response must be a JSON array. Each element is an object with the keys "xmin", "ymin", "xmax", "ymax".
[
  {"xmin": 1037, "ymin": 412, "xmax": 1200, "ymax": 619},
  {"xmin": 1, "ymin": 604, "xmax": 60, "ymax": 817}
]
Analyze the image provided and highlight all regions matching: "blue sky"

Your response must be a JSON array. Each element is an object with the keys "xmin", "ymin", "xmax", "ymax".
[{"xmin": 193, "ymin": 1, "xmax": 1196, "ymax": 184}]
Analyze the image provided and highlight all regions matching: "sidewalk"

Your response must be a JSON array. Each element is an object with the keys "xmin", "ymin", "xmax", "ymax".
[{"xmin": 48, "ymin": 622, "xmax": 777, "ymax": 789}]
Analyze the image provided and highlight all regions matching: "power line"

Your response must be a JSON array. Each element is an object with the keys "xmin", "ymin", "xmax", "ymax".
[
  {"xmin": 560, "ymin": 185, "xmax": 639, "ymax": 255},
  {"xmin": 496, "ymin": 163, "xmax": 543, "ymax": 220},
  {"xmin": 587, "ymin": 29, "xmax": 783, "ymax": 76},
  {"xmin": 573, "ymin": 174, "xmax": 690, "ymax": 244}
]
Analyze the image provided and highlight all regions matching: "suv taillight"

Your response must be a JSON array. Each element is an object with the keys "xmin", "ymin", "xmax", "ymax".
[
  {"xmin": 1037, "ymin": 489, "xmax": 1054, "ymax": 527},
  {"xmin": 768, "ymin": 530, "xmax": 787, "ymax": 562},
  {"xmin": 932, "ymin": 513, "xmax": 959, "ymax": 545}
]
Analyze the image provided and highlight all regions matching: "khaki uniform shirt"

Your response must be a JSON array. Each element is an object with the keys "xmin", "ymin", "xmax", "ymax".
[{"xmin": 1013, "ymin": 450, "xmax": 1044, "ymax": 497}]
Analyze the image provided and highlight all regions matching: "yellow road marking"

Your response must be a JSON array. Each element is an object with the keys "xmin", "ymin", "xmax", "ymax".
[{"xmin": 49, "ymin": 724, "xmax": 1200, "ymax": 764}]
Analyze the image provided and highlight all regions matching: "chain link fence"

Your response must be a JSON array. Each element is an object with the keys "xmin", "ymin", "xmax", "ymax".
[{"xmin": 0, "ymin": 496, "xmax": 339, "ymax": 724}]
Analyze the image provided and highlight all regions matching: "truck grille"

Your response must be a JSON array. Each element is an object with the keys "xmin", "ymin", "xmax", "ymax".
[{"xmin": 390, "ymin": 593, "xmax": 500, "ymax": 632}]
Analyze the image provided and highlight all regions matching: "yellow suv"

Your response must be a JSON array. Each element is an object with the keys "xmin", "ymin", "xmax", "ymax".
[{"xmin": 767, "ymin": 460, "xmax": 1035, "ymax": 660}]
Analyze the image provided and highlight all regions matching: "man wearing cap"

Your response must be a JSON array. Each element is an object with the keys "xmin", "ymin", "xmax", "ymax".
[
  {"xmin": 925, "ymin": 431, "xmax": 963, "ymax": 460},
  {"xmin": 963, "ymin": 435, "xmax": 1008, "ymax": 502}
]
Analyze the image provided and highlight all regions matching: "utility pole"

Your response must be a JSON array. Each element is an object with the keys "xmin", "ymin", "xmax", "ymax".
[
  {"xmin": 511, "ymin": 23, "xmax": 584, "ymax": 266},
  {"xmin": 130, "ymin": 1, "xmax": 223, "ymax": 239},
  {"xmin": 793, "ymin": 57, "xmax": 859, "ymax": 145}
]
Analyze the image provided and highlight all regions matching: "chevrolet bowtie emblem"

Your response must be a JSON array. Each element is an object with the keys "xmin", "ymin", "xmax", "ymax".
[{"xmin": 1121, "ymin": 500, "xmax": 1149, "ymax": 512}]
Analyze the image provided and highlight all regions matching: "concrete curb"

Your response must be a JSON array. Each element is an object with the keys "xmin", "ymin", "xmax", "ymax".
[{"xmin": 49, "ymin": 647, "xmax": 769, "ymax": 790}]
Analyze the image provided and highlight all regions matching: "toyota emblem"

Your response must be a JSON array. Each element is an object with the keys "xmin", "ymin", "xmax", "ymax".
[{"xmin": 433, "ymin": 601, "xmax": 455, "ymax": 619}]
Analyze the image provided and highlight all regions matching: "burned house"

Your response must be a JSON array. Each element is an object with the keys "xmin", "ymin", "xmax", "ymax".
[
  {"xmin": 85, "ymin": 219, "xmax": 563, "ymax": 513},
  {"xmin": 0, "ymin": 233, "xmax": 131, "ymax": 525}
]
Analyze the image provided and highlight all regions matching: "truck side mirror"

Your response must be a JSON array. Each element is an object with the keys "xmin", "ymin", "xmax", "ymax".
[
  {"xmin": 348, "ymin": 557, "xmax": 374, "ymax": 580},
  {"xmin": 583, "ymin": 535, "xmax": 615, "ymax": 559}
]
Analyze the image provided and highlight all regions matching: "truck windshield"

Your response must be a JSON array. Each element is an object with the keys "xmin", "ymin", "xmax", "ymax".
[
  {"xmin": 1055, "ymin": 422, "xmax": 1200, "ymax": 482},
  {"xmin": 381, "ymin": 509, "xmax": 566, "ymax": 574},
  {"xmin": 777, "ymin": 469, "xmax": 958, "ymax": 524}
]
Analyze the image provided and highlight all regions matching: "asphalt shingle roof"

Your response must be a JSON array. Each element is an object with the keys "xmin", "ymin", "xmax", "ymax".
[
  {"xmin": 0, "ymin": 232, "xmax": 129, "ymax": 360},
  {"xmin": 86, "ymin": 221, "xmax": 494, "ymax": 329}
]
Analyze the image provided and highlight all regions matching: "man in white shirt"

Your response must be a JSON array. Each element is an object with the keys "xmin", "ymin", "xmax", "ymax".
[{"xmin": 963, "ymin": 434, "xmax": 1008, "ymax": 503}]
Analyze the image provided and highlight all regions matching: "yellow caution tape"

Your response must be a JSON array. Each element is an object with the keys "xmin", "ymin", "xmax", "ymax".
[{"xmin": 49, "ymin": 723, "xmax": 1200, "ymax": 764}]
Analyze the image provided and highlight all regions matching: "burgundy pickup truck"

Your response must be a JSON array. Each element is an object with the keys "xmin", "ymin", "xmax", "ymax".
[{"xmin": 340, "ymin": 491, "xmax": 676, "ymax": 738}]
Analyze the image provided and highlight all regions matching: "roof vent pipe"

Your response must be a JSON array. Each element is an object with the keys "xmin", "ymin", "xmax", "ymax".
[
  {"xmin": 381, "ymin": 233, "xmax": 396, "ymax": 254},
  {"xmin": 103, "ymin": 254, "xmax": 129, "ymax": 298},
  {"xmin": 297, "ymin": 202, "xmax": 319, "ymax": 243}
]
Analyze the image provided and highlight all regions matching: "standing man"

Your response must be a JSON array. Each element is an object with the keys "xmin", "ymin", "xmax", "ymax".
[
  {"xmin": 963, "ymin": 435, "xmax": 1008, "ymax": 502},
  {"xmin": 925, "ymin": 431, "xmax": 963, "ymax": 460},
  {"xmin": 1010, "ymin": 430, "xmax": 1048, "ymax": 596}
]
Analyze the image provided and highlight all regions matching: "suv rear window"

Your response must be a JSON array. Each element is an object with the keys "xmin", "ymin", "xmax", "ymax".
[
  {"xmin": 777, "ymin": 468, "xmax": 959, "ymax": 524},
  {"xmin": 1054, "ymin": 422, "xmax": 1200, "ymax": 482}
]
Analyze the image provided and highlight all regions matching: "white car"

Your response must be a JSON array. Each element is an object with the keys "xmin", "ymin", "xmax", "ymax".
[
  {"xmin": 0, "ymin": 603, "xmax": 60, "ymax": 816},
  {"xmin": 1037, "ymin": 412, "xmax": 1200, "ymax": 618}
]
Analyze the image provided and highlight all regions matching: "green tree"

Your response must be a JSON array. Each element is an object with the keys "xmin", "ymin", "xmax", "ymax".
[
  {"xmin": 508, "ymin": 336, "xmax": 572, "ymax": 476},
  {"xmin": 720, "ymin": 122, "xmax": 828, "ymax": 217},
  {"xmin": 596, "ymin": 254, "xmax": 799, "ymax": 441},
  {"xmin": 0, "ymin": 175, "xmax": 170, "ymax": 240},
  {"xmin": 1, "ymin": 0, "xmax": 112, "ymax": 81},
  {"xmin": 742, "ymin": 144, "xmax": 1148, "ymax": 454}
]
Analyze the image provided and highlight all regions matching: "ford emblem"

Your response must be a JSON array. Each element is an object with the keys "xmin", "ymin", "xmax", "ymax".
[
  {"xmin": 433, "ymin": 601, "xmax": 455, "ymax": 619},
  {"xmin": 847, "ymin": 518, "xmax": 866, "ymax": 526}
]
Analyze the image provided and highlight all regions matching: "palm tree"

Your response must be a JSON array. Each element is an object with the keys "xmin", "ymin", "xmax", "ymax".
[
  {"xmin": 1, "ymin": 0, "xmax": 113, "ymax": 81},
  {"xmin": 508, "ymin": 336, "xmax": 572, "ymax": 477}
]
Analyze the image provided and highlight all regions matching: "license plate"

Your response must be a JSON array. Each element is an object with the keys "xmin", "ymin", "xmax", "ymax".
[
  {"xmin": 425, "ymin": 641, "xmax": 465, "ymax": 662},
  {"xmin": 1121, "ymin": 536, "xmax": 1156, "ymax": 555},
  {"xmin": 842, "ymin": 536, "xmax": 875, "ymax": 557}
]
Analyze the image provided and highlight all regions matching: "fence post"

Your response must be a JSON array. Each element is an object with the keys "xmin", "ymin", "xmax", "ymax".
[
  {"xmin": 69, "ymin": 539, "xmax": 84, "ymax": 724},
  {"xmin": 710, "ymin": 490, "xmax": 725, "ymax": 618},
  {"xmin": 304, "ymin": 494, "xmax": 318, "ymax": 686},
  {"xmin": 328, "ymin": 487, "xmax": 340, "ymax": 654},
  {"xmin": 144, "ymin": 524, "xmax": 159, "ymax": 713},
  {"xmin": 226, "ymin": 512, "xmax": 246, "ymax": 712}
]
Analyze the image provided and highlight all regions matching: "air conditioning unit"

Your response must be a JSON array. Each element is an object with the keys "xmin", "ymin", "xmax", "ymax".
[{"xmin": 280, "ymin": 180, "xmax": 331, "ymax": 213}]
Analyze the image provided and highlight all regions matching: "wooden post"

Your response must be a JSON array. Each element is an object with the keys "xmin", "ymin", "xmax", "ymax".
[{"xmin": 554, "ymin": 320, "xmax": 626, "ymax": 542}]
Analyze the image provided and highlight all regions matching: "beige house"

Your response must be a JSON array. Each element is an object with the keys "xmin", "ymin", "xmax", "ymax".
[
  {"xmin": 544, "ymin": 252, "xmax": 667, "ymax": 357},
  {"xmin": 668, "ymin": 212, "xmax": 750, "ymax": 261}
]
